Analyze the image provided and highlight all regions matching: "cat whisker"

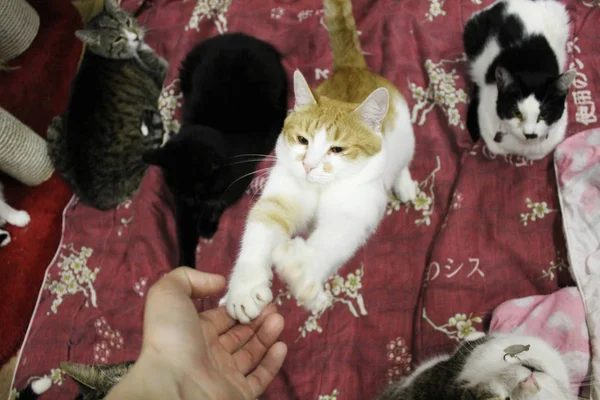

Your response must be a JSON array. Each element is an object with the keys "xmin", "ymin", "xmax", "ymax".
[
  {"xmin": 226, "ymin": 153, "xmax": 277, "ymax": 160},
  {"xmin": 225, "ymin": 158, "xmax": 277, "ymax": 166},
  {"xmin": 224, "ymin": 167, "xmax": 273, "ymax": 192}
]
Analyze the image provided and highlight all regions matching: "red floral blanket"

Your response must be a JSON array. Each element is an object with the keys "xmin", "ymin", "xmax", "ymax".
[{"xmin": 11, "ymin": 0, "xmax": 600, "ymax": 398}]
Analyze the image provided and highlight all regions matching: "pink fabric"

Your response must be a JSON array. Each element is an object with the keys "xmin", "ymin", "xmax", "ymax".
[
  {"xmin": 490, "ymin": 287, "xmax": 590, "ymax": 394},
  {"xmin": 555, "ymin": 128, "xmax": 600, "ymax": 400}
]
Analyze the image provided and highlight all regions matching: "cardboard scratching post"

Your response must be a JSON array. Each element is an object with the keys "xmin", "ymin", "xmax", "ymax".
[
  {"xmin": 0, "ymin": 107, "xmax": 54, "ymax": 186},
  {"xmin": 0, "ymin": 0, "xmax": 40, "ymax": 63}
]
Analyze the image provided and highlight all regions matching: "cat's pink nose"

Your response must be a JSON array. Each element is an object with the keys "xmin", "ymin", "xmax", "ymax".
[{"xmin": 303, "ymin": 162, "xmax": 315, "ymax": 174}]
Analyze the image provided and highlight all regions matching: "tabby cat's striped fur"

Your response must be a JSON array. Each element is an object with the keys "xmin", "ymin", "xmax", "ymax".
[{"xmin": 48, "ymin": 0, "xmax": 167, "ymax": 210}]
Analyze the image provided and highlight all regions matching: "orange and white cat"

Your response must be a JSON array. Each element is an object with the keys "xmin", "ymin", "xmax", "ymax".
[{"xmin": 221, "ymin": 0, "xmax": 417, "ymax": 323}]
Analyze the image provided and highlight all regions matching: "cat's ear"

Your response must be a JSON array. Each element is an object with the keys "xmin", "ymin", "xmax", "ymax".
[
  {"xmin": 60, "ymin": 361, "xmax": 132, "ymax": 395},
  {"xmin": 352, "ymin": 87, "xmax": 389, "ymax": 131},
  {"xmin": 142, "ymin": 148, "xmax": 164, "ymax": 166},
  {"xmin": 495, "ymin": 66, "xmax": 515, "ymax": 92},
  {"xmin": 104, "ymin": 0, "xmax": 120, "ymax": 14},
  {"xmin": 75, "ymin": 30, "xmax": 102, "ymax": 46},
  {"xmin": 293, "ymin": 70, "xmax": 317, "ymax": 110},
  {"xmin": 60, "ymin": 362, "xmax": 100, "ymax": 393},
  {"xmin": 554, "ymin": 69, "xmax": 577, "ymax": 95}
]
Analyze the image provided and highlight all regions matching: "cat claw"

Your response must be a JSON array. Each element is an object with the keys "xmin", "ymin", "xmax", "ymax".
[{"xmin": 221, "ymin": 276, "xmax": 273, "ymax": 324}]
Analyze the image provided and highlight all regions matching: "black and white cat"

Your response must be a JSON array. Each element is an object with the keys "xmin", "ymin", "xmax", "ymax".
[
  {"xmin": 378, "ymin": 333, "xmax": 576, "ymax": 400},
  {"xmin": 0, "ymin": 181, "xmax": 30, "ymax": 247},
  {"xmin": 464, "ymin": 0, "xmax": 576, "ymax": 160}
]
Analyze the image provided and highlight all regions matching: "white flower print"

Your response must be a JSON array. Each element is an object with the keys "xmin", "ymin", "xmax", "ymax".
[
  {"xmin": 270, "ymin": 7, "xmax": 284, "ymax": 19},
  {"xmin": 413, "ymin": 192, "xmax": 432, "ymax": 211},
  {"xmin": 539, "ymin": 251, "xmax": 569, "ymax": 281},
  {"xmin": 45, "ymin": 244, "xmax": 100, "ymax": 315},
  {"xmin": 158, "ymin": 80, "xmax": 183, "ymax": 142},
  {"xmin": 185, "ymin": 0, "xmax": 231, "ymax": 33},
  {"xmin": 425, "ymin": 0, "xmax": 447, "ymax": 21},
  {"xmin": 94, "ymin": 317, "xmax": 125, "ymax": 363},
  {"xmin": 386, "ymin": 336, "xmax": 412, "ymax": 383},
  {"xmin": 450, "ymin": 190, "xmax": 464, "ymax": 210},
  {"xmin": 409, "ymin": 56, "xmax": 468, "ymax": 129},
  {"xmin": 423, "ymin": 308, "xmax": 483, "ymax": 341},
  {"xmin": 388, "ymin": 156, "xmax": 441, "ymax": 226},
  {"xmin": 318, "ymin": 389, "xmax": 340, "ymax": 400},
  {"xmin": 276, "ymin": 264, "xmax": 368, "ymax": 341},
  {"xmin": 519, "ymin": 197, "xmax": 556, "ymax": 226},
  {"xmin": 50, "ymin": 368, "xmax": 64, "ymax": 385},
  {"xmin": 134, "ymin": 277, "xmax": 148, "ymax": 297}
]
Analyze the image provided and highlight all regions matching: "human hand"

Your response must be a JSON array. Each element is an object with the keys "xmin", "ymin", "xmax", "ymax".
[{"xmin": 107, "ymin": 267, "xmax": 287, "ymax": 400}]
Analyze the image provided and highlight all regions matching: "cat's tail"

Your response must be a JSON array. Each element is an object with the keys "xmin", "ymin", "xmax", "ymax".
[
  {"xmin": 323, "ymin": 0, "xmax": 366, "ymax": 71},
  {"xmin": 14, "ymin": 377, "xmax": 52, "ymax": 400}
]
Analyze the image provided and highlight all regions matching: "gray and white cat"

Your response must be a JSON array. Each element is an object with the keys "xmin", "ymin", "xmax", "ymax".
[
  {"xmin": 48, "ymin": 0, "xmax": 167, "ymax": 210},
  {"xmin": 0, "ymin": 181, "xmax": 30, "ymax": 247},
  {"xmin": 464, "ymin": 0, "xmax": 575, "ymax": 160},
  {"xmin": 16, "ymin": 361, "xmax": 134, "ymax": 400},
  {"xmin": 378, "ymin": 333, "xmax": 575, "ymax": 400}
]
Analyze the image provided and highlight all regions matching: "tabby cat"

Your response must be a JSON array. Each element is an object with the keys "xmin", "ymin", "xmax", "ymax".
[
  {"xmin": 143, "ymin": 33, "xmax": 288, "ymax": 269},
  {"xmin": 378, "ymin": 333, "xmax": 575, "ymax": 400},
  {"xmin": 16, "ymin": 361, "xmax": 134, "ymax": 400},
  {"xmin": 220, "ymin": 0, "xmax": 417, "ymax": 323},
  {"xmin": 48, "ymin": 0, "xmax": 167, "ymax": 210}
]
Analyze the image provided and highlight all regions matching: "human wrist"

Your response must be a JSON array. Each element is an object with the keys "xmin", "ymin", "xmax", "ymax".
[{"xmin": 105, "ymin": 354, "xmax": 181, "ymax": 399}]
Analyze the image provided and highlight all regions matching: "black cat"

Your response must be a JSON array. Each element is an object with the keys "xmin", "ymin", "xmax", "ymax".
[{"xmin": 144, "ymin": 32, "xmax": 288, "ymax": 269}]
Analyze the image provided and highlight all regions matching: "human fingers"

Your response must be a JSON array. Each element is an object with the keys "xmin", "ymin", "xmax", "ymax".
[
  {"xmin": 218, "ymin": 304, "xmax": 278, "ymax": 352},
  {"xmin": 149, "ymin": 267, "xmax": 226, "ymax": 301},
  {"xmin": 233, "ymin": 313, "xmax": 284, "ymax": 375},
  {"xmin": 245, "ymin": 342, "xmax": 288, "ymax": 398},
  {"xmin": 144, "ymin": 268, "xmax": 226, "ymax": 335}
]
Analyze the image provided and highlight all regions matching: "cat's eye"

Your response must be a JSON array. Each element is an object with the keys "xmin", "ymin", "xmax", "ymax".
[
  {"xmin": 514, "ymin": 111, "xmax": 523, "ymax": 120},
  {"xmin": 297, "ymin": 136, "xmax": 309, "ymax": 145},
  {"xmin": 126, "ymin": 19, "xmax": 133, "ymax": 28},
  {"xmin": 538, "ymin": 115, "xmax": 545, "ymax": 121},
  {"xmin": 330, "ymin": 146, "xmax": 344, "ymax": 154}
]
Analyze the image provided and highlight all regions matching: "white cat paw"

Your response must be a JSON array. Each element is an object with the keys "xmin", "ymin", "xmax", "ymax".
[
  {"xmin": 395, "ymin": 178, "xmax": 418, "ymax": 204},
  {"xmin": 273, "ymin": 238, "xmax": 331, "ymax": 314},
  {"xmin": 220, "ymin": 276, "xmax": 273, "ymax": 324},
  {"xmin": 140, "ymin": 121, "xmax": 149, "ymax": 136},
  {"xmin": 8, "ymin": 210, "xmax": 30, "ymax": 227}
]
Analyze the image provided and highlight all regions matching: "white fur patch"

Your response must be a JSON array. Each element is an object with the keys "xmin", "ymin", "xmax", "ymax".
[
  {"xmin": 561, "ymin": 351, "xmax": 590, "ymax": 379},
  {"xmin": 31, "ymin": 377, "xmax": 52, "ymax": 394},
  {"xmin": 141, "ymin": 121, "xmax": 149, "ymax": 136},
  {"xmin": 518, "ymin": 95, "xmax": 542, "ymax": 134}
]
